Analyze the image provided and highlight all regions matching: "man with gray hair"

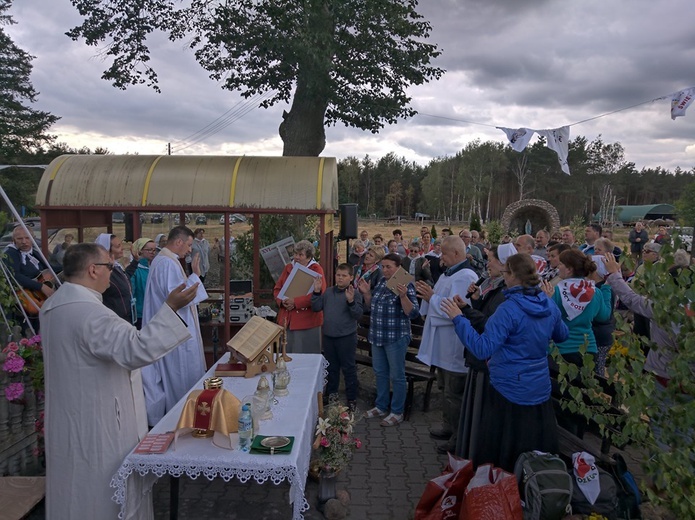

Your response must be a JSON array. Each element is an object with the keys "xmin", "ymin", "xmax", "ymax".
[
  {"xmin": 416, "ymin": 236, "xmax": 478, "ymax": 453},
  {"xmin": 40, "ymin": 242, "xmax": 199, "ymax": 519},
  {"xmin": 534, "ymin": 230, "xmax": 550, "ymax": 259}
]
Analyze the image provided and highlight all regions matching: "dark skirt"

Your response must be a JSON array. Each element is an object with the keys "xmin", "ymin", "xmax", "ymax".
[
  {"xmin": 455, "ymin": 365, "xmax": 489, "ymax": 465},
  {"xmin": 474, "ymin": 383, "xmax": 558, "ymax": 473}
]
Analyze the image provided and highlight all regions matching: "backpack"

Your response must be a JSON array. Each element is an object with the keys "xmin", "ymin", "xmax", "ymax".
[
  {"xmin": 571, "ymin": 466, "xmax": 619, "ymax": 520},
  {"xmin": 514, "ymin": 451, "xmax": 573, "ymax": 520},
  {"xmin": 610, "ymin": 454, "xmax": 642, "ymax": 519}
]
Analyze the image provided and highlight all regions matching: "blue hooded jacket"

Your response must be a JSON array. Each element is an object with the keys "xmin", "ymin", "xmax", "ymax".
[{"xmin": 452, "ymin": 286, "xmax": 569, "ymax": 405}]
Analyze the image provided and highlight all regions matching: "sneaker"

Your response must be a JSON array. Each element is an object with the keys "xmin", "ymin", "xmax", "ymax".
[
  {"xmin": 347, "ymin": 400, "xmax": 357, "ymax": 413},
  {"xmin": 363, "ymin": 407, "xmax": 387, "ymax": 419},
  {"xmin": 380, "ymin": 413, "xmax": 404, "ymax": 427}
]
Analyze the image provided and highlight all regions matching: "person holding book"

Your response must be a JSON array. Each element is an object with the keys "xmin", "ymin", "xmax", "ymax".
[
  {"xmin": 274, "ymin": 240, "xmax": 327, "ymax": 353},
  {"xmin": 358, "ymin": 253, "xmax": 419, "ymax": 426},
  {"xmin": 311, "ymin": 263, "xmax": 364, "ymax": 410}
]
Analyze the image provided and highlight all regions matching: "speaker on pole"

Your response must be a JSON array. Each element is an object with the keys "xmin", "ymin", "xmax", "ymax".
[{"xmin": 339, "ymin": 203, "xmax": 358, "ymax": 240}]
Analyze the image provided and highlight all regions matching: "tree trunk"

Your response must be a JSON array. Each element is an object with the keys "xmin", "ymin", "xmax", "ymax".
[
  {"xmin": 278, "ymin": 3, "xmax": 333, "ymax": 157},
  {"xmin": 279, "ymin": 76, "xmax": 328, "ymax": 156}
]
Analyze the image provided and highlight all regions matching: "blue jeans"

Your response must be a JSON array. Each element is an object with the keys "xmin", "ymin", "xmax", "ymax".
[
  {"xmin": 323, "ymin": 333, "xmax": 358, "ymax": 401},
  {"xmin": 372, "ymin": 335, "xmax": 410, "ymax": 415}
]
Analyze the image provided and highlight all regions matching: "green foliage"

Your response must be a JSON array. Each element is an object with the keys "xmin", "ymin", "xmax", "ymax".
[
  {"xmin": 484, "ymin": 220, "xmax": 504, "ymax": 245},
  {"xmin": 552, "ymin": 248, "xmax": 695, "ymax": 516},
  {"xmin": 430, "ymin": 225, "xmax": 437, "ymax": 240},
  {"xmin": 67, "ymin": 0, "xmax": 442, "ymax": 156},
  {"xmin": 469, "ymin": 213, "xmax": 482, "ymax": 232},
  {"xmin": 0, "ymin": 1, "xmax": 58, "ymax": 162},
  {"xmin": 675, "ymin": 181, "xmax": 695, "ymax": 226},
  {"xmin": 569, "ymin": 215, "xmax": 586, "ymax": 243}
]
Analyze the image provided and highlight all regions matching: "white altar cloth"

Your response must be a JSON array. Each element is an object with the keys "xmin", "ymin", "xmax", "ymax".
[{"xmin": 111, "ymin": 353, "xmax": 327, "ymax": 520}]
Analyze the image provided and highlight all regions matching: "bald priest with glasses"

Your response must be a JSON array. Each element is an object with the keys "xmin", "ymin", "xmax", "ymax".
[{"xmin": 39, "ymin": 242, "xmax": 200, "ymax": 520}]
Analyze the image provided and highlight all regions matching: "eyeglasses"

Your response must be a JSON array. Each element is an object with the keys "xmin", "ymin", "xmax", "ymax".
[
  {"xmin": 140, "ymin": 248, "xmax": 156, "ymax": 253},
  {"xmin": 94, "ymin": 262, "xmax": 115, "ymax": 271}
]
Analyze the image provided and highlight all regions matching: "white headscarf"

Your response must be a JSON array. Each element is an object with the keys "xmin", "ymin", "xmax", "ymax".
[
  {"xmin": 154, "ymin": 233, "xmax": 166, "ymax": 249},
  {"xmin": 497, "ymin": 243, "xmax": 518, "ymax": 265},
  {"xmin": 94, "ymin": 233, "xmax": 112, "ymax": 252}
]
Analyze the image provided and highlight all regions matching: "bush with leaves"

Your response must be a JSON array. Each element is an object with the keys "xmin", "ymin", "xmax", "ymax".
[
  {"xmin": 552, "ymin": 246, "xmax": 695, "ymax": 516},
  {"xmin": 470, "ymin": 213, "xmax": 482, "ymax": 232},
  {"xmin": 484, "ymin": 220, "xmax": 505, "ymax": 245}
]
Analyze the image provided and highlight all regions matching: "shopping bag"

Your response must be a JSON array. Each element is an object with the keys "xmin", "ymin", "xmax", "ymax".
[
  {"xmin": 459, "ymin": 464, "xmax": 523, "ymax": 520},
  {"xmin": 415, "ymin": 454, "xmax": 474, "ymax": 520}
]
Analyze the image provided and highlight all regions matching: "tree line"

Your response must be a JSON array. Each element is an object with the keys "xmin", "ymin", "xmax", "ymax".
[{"xmin": 337, "ymin": 135, "xmax": 695, "ymax": 225}]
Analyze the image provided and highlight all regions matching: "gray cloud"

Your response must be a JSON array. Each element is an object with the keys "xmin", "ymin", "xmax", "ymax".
[{"xmin": 7, "ymin": 0, "xmax": 695, "ymax": 171}]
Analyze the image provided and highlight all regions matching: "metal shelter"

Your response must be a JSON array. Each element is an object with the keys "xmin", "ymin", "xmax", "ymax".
[
  {"xmin": 35, "ymin": 154, "xmax": 339, "ymax": 344},
  {"xmin": 594, "ymin": 204, "xmax": 677, "ymax": 224}
]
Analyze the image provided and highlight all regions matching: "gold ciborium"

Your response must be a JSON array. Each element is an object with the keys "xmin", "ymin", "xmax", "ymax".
[{"xmin": 192, "ymin": 377, "xmax": 224, "ymax": 438}]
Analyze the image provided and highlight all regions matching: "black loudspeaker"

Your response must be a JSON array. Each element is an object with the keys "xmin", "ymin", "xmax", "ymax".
[
  {"xmin": 339, "ymin": 203, "xmax": 358, "ymax": 239},
  {"xmin": 124, "ymin": 213, "xmax": 135, "ymax": 242}
]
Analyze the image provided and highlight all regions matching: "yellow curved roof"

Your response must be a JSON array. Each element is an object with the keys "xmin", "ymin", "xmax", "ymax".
[{"xmin": 36, "ymin": 155, "xmax": 338, "ymax": 212}]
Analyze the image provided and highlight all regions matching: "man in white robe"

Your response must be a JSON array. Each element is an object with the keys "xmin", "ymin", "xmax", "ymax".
[
  {"xmin": 141, "ymin": 226, "xmax": 208, "ymax": 426},
  {"xmin": 40, "ymin": 242, "xmax": 199, "ymax": 519},
  {"xmin": 416, "ymin": 236, "xmax": 478, "ymax": 452}
]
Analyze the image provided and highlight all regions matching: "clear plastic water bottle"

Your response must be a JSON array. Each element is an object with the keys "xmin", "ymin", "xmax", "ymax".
[{"xmin": 238, "ymin": 403, "xmax": 253, "ymax": 452}]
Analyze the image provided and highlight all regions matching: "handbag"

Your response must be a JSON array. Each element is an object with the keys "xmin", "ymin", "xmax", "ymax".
[
  {"xmin": 415, "ymin": 455, "xmax": 474, "ymax": 520},
  {"xmin": 459, "ymin": 464, "xmax": 523, "ymax": 520}
]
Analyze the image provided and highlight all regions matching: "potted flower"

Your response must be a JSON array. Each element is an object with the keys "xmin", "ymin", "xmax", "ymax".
[
  {"xmin": 312, "ymin": 397, "xmax": 362, "ymax": 506},
  {"xmin": 1, "ymin": 334, "xmax": 45, "ymax": 464},
  {"xmin": 2, "ymin": 334, "xmax": 44, "ymax": 402}
]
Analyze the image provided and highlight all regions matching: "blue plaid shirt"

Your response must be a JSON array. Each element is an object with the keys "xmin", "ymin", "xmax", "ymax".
[{"xmin": 368, "ymin": 279, "xmax": 420, "ymax": 346}]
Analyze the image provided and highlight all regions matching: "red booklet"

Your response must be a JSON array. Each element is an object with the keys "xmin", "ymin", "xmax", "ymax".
[{"xmin": 134, "ymin": 433, "xmax": 175, "ymax": 454}]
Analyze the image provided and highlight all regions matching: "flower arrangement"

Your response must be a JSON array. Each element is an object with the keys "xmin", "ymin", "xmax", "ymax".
[
  {"xmin": 313, "ymin": 397, "xmax": 362, "ymax": 473},
  {"xmin": 2, "ymin": 335, "xmax": 43, "ymax": 402}
]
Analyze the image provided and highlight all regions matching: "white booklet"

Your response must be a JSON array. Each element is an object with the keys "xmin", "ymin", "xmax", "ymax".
[{"xmin": 277, "ymin": 263, "xmax": 320, "ymax": 300}]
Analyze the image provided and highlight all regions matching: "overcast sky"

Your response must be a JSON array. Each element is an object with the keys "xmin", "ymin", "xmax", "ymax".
[{"xmin": 8, "ymin": 0, "xmax": 695, "ymax": 171}]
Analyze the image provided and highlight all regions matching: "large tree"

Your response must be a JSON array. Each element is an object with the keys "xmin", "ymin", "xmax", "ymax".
[
  {"xmin": 0, "ymin": 0, "xmax": 58, "ymax": 164},
  {"xmin": 67, "ymin": 0, "xmax": 443, "ymax": 156}
]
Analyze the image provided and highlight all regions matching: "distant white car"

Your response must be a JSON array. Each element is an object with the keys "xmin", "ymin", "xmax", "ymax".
[{"xmin": 219, "ymin": 214, "xmax": 247, "ymax": 224}]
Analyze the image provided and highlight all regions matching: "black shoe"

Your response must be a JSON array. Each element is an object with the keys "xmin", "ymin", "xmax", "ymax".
[
  {"xmin": 347, "ymin": 400, "xmax": 357, "ymax": 412},
  {"xmin": 436, "ymin": 443, "xmax": 456, "ymax": 455},
  {"xmin": 429, "ymin": 427, "xmax": 453, "ymax": 441}
]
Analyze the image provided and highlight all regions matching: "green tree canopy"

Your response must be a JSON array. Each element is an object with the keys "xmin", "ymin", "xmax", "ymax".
[
  {"xmin": 0, "ymin": 0, "xmax": 58, "ymax": 163},
  {"xmin": 67, "ymin": 0, "xmax": 444, "ymax": 156}
]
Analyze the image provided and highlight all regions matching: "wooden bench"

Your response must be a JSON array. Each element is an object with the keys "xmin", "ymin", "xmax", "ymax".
[
  {"xmin": 0, "ymin": 476, "xmax": 45, "ymax": 520},
  {"xmin": 355, "ymin": 315, "xmax": 437, "ymax": 420}
]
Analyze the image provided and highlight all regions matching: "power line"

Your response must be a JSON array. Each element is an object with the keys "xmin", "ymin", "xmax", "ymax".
[
  {"xmin": 415, "ymin": 91, "xmax": 678, "ymax": 130},
  {"xmin": 170, "ymin": 91, "xmax": 276, "ymax": 153}
]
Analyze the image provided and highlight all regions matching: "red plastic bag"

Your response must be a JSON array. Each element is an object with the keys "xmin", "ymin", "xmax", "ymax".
[
  {"xmin": 415, "ymin": 454, "xmax": 474, "ymax": 520},
  {"xmin": 459, "ymin": 464, "xmax": 523, "ymax": 520}
]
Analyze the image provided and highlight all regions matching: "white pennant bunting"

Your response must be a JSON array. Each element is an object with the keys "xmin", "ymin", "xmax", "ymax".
[
  {"xmin": 536, "ymin": 126, "xmax": 570, "ymax": 175},
  {"xmin": 671, "ymin": 87, "xmax": 695, "ymax": 120},
  {"xmin": 497, "ymin": 127, "xmax": 535, "ymax": 152}
]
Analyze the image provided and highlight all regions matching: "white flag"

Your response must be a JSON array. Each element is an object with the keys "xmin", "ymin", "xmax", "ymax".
[
  {"xmin": 537, "ymin": 126, "xmax": 570, "ymax": 175},
  {"xmin": 671, "ymin": 87, "xmax": 695, "ymax": 120},
  {"xmin": 497, "ymin": 127, "xmax": 535, "ymax": 152}
]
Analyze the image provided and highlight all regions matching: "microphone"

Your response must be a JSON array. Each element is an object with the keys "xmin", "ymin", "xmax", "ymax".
[{"xmin": 465, "ymin": 278, "xmax": 485, "ymax": 299}]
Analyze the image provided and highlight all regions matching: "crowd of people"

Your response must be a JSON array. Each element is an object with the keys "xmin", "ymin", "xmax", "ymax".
[
  {"xmin": 1, "ymin": 219, "xmax": 692, "ymax": 516},
  {"xmin": 332, "ymin": 223, "xmax": 693, "ymax": 473}
]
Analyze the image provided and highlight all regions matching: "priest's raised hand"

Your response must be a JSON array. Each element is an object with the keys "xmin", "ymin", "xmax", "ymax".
[{"xmin": 165, "ymin": 282, "xmax": 200, "ymax": 311}]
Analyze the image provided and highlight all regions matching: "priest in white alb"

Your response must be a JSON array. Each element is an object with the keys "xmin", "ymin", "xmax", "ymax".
[
  {"xmin": 40, "ymin": 242, "xmax": 199, "ymax": 519},
  {"xmin": 141, "ymin": 225, "xmax": 209, "ymax": 426}
]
